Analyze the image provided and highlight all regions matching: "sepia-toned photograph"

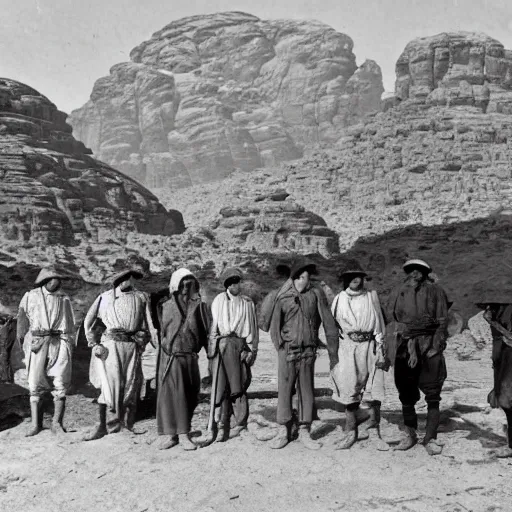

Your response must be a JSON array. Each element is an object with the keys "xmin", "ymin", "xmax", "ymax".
[{"xmin": 1, "ymin": 1, "xmax": 512, "ymax": 510}]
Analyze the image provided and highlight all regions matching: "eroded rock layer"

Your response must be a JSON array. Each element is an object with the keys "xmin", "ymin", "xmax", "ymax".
[
  {"xmin": 69, "ymin": 11, "xmax": 384, "ymax": 188},
  {"xmin": 0, "ymin": 78, "xmax": 185, "ymax": 246}
]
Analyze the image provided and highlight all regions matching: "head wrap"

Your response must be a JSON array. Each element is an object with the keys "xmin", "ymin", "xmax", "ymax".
[{"xmin": 169, "ymin": 268, "xmax": 197, "ymax": 293}]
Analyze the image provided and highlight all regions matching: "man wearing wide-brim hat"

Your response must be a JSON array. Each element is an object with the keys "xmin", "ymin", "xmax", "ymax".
[
  {"xmin": 83, "ymin": 267, "xmax": 157, "ymax": 441},
  {"xmin": 17, "ymin": 266, "xmax": 76, "ymax": 436},
  {"xmin": 202, "ymin": 267, "xmax": 259, "ymax": 444},
  {"xmin": 386, "ymin": 258, "xmax": 449, "ymax": 456},
  {"xmin": 262, "ymin": 259, "xmax": 339, "ymax": 450},
  {"xmin": 330, "ymin": 262, "xmax": 388, "ymax": 451},
  {"xmin": 475, "ymin": 290, "xmax": 512, "ymax": 458}
]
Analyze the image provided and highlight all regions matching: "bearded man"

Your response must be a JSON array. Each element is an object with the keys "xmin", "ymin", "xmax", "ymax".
[
  {"xmin": 330, "ymin": 263, "xmax": 388, "ymax": 450},
  {"xmin": 265, "ymin": 261, "xmax": 339, "ymax": 450},
  {"xmin": 476, "ymin": 295, "xmax": 512, "ymax": 458},
  {"xmin": 84, "ymin": 268, "xmax": 157, "ymax": 441},
  {"xmin": 17, "ymin": 267, "xmax": 76, "ymax": 436},
  {"xmin": 387, "ymin": 259, "xmax": 449, "ymax": 455},
  {"xmin": 155, "ymin": 268, "xmax": 210, "ymax": 451},
  {"xmin": 203, "ymin": 268, "xmax": 259, "ymax": 444}
]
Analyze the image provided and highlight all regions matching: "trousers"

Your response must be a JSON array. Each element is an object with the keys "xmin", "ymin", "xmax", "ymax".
[{"xmin": 277, "ymin": 346, "xmax": 316, "ymax": 425}]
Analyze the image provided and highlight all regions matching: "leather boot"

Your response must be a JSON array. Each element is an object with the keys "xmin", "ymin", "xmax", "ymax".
[
  {"xmin": 179, "ymin": 433, "xmax": 198, "ymax": 451},
  {"xmin": 298, "ymin": 424, "xmax": 322, "ymax": 450},
  {"xmin": 215, "ymin": 422, "xmax": 228, "ymax": 443},
  {"xmin": 25, "ymin": 399, "xmax": 42, "ymax": 437},
  {"xmin": 358, "ymin": 403, "xmax": 377, "ymax": 440},
  {"xmin": 51, "ymin": 397, "xmax": 66, "ymax": 434},
  {"xmin": 393, "ymin": 426, "xmax": 418, "ymax": 451},
  {"xmin": 125, "ymin": 404, "xmax": 146, "ymax": 435},
  {"xmin": 84, "ymin": 404, "xmax": 108, "ymax": 441},
  {"xmin": 336, "ymin": 409, "xmax": 357, "ymax": 450},
  {"xmin": 362, "ymin": 402, "xmax": 389, "ymax": 451},
  {"xmin": 269, "ymin": 424, "xmax": 289, "ymax": 450},
  {"xmin": 423, "ymin": 403, "xmax": 442, "ymax": 455}
]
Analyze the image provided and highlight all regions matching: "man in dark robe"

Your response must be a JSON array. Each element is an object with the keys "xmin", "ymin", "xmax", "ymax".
[
  {"xmin": 264, "ymin": 260, "xmax": 339, "ymax": 450},
  {"xmin": 156, "ymin": 268, "xmax": 210, "ymax": 450},
  {"xmin": 386, "ymin": 259, "xmax": 449, "ymax": 455},
  {"xmin": 476, "ymin": 296, "xmax": 512, "ymax": 458}
]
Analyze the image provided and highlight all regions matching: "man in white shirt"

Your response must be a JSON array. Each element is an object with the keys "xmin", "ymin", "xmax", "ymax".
[
  {"xmin": 17, "ymin": 266, "xmax": 76, "ymax": 436},
  {"xmin": 203, "ymin": 268, "xmax": 258, "ymax": 444},
  {"xmin": 84, "ymin": 268, "xmax": 157, "ymax": 441},
  {"xmin": 330, "ymin": 262, "xmax": 388, "ymax": 450}
]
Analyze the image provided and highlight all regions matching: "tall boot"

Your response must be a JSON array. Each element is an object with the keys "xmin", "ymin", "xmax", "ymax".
[
  {"xmin": 494, "ymin": 409, "xmax": 512, "ymax": 458},
  {"xmin": 51, "ymin": 397, "xmax": 66, "ymax": 434},
  {"xmin": 423, "ymin": 401, "xmax": 443, "ymax": 455},
  {"xmin": 298, "ymin": 424, "xmax": 322, "ymax": 450},
  {"xmin": 125, "ymin": 404, "xmax": 146, "ymax": 434},
  {"xmin": 394, "ymin": 404, "xmax": 418, "ymax": 451},
  {"xmin": 269, "ymin": 424, "xmax": 289, "ymax": 450},
  {"xmin": 362, "ymin": 401, "xmax": 390, "ymax": 451},
  {"xmin": 336, "ymin": 408, "xmax": 357, "ymax": 450},
  {"xmin": 25, "ymin": 398, "xmax": 42, "ymax": 437},
  {"xmin": 84, "ymin": 404, "xmax": 108, "ymax": 441}
]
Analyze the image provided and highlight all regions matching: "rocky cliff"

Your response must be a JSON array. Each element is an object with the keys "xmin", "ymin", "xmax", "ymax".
[
  {"xmin": 69, "ymin": 12, "xmax": 384, "ymax": 189},
  {"xmin": 0, "ymin": 78, "xmax": 184, "ymax": 249}
]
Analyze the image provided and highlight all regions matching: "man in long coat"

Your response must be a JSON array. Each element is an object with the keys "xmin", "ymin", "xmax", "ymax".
[
  {"xmin": 17, "ymin": 266, "xmax": 76, "ymax": 436},
  {"xmin": 203, "ymin": 268, "xmax": 259, "ymax": 444},
  {"xmin": 84, "ymin": 268, "xmax": 156, "ymax": 440},
  {"xmin": 330, "ymin": 263, "xmax": 388, "ymax": 450},
  {"xmin": 264, "ymin": 260, "xmax": 339, "ymax": 450},
  {"xmin": 386, "ymin": 259, "xmax": 449, "ymax": 455},
  {"xmin": 476, "ymin": 293, "xmax": 512, "ymax": 457},
  {"xmin": 155, "ymin": 268, "xmax": 210, "ymax": 450}
]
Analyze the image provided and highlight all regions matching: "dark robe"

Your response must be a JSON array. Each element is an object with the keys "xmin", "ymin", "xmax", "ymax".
[{"xmin": 156, "ymin": 293, "xmax": 210, "ymax": 436}]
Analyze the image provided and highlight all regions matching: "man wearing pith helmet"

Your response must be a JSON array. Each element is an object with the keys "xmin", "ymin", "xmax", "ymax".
[
  {"xmin": 17, "ymin": 266, "xmax": 76, "ymax": 437},
  {"xmin": 386, "ymin": 259, "xmax": 449, "ymax": 455}
]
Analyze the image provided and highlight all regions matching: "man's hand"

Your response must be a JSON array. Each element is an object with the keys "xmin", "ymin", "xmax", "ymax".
[
  {"xmin": 93, "ymin": 344, "xmax": 108, "ymax": 361},
  {"xmin": 407, "ymin": 339, "xmax": 418, "ymax": 368},
  {"xmin": 244, "ymin": 350, "xmax": 257, "ymax": 367}
]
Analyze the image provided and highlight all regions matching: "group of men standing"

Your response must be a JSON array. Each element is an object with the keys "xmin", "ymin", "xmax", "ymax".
[{"xmin": 13, "ymin": 258, "xmax": 512, "ymax": 458}]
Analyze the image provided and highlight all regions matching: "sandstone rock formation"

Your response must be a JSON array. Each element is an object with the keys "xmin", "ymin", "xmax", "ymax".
[
  {"xmin": 0, "ymin": 78, "xmax": 184, "ymax": 247},
  {"xmin": 69, "ymin": 12, "xmax": 384, "ymax": 189},
  {"xmin": 394, "ymin": 32, "xmax": 512, "ymax": 112}
]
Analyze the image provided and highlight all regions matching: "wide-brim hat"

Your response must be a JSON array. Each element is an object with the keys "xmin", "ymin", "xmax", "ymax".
[
  {"xmin": 111, "ymin": 268, "xmax": 144, "ymax": 287},
  {"xmin": 475, "ymin": 296, "xmax": 512, "ymax": 309},
  {"xmin": 403, "ymin": 259, "xmax": 432, "ymax": 274},
  {"xmin": 290, "ymin": 260, "xmax": 318, "ymax": 280},
  {"xmin": 220, "ymin": 267, "xmax": 243, "ymax": 287},
  {"xmin": 338, "ymin": 261, "xmax": 368, "ymax": 281},
  {"xmin": 35, "ymin": 266, "xmax": 69, "ymax": 286}
]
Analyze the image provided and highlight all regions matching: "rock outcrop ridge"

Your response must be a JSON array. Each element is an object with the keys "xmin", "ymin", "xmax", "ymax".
[
  {"xmin": 69, "ymin": 12, "xmax": 384, "ymax": 189},
  {"xmin": 0, "ymin": 78, "xmax": 184, "ymax": 247}
]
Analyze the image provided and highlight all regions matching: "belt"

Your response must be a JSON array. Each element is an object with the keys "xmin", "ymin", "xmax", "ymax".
[
  {"xmin": 31, "ymin": 329, "xmax": 63, "ymax": 337},
  {"xmin": 347, "ymin": 331, "xmax": 374, "ymax": 342},
  {"xmin": 171, "ymin": 351, "xmax": 199, "ymax": 358}
]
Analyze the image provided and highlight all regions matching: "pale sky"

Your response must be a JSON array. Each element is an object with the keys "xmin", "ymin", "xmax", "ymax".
[{"xmin": 1, "ymin": 0, "xmax": 512, "ymax": 114}]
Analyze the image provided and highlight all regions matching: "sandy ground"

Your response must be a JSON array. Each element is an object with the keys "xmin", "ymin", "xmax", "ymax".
[{"xmin": 1, "ymin": 333, "xmax": 511, "ymax": 512}]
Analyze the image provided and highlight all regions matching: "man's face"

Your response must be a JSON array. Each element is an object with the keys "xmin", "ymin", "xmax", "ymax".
[
  {"xmin": 227, "ymin": 278, "xmax": 241, "ymax": 296},
  {"xmin": 45, "ymin": 278, "xmax": 61, "ymax": 292},
  {"xmin": 119, "ymin": 276, "xmax": 134, "ymax": 291},
  {"xmin": 406, "ymin": 268, "xmax": 425, "ymax": 285},
  {"xmin": 348, "ymin": 276, "xmax": 363, "ymax": 291},
  {"xmin": 294, "ymin": 270, "xmax": 310, "ymax": 293},
  {"xmin": 179, "ymin": 276, "xmax": 196, "ymax": 296}
]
